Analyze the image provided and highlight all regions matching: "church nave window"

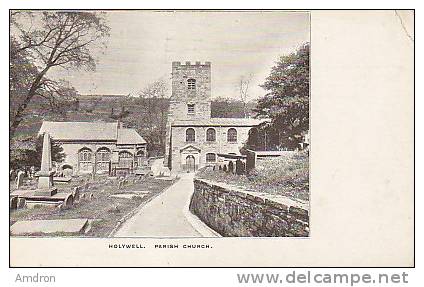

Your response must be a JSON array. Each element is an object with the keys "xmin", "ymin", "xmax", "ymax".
[
  {"xmin": 227, "ymin": 128, "xmax": 238, "ymax": 142},
  {"xmin": 206, "ymin": 128, "xmax": 216, "ymax": 142},
  {"xmin": 206, "ymin": 153, "xmax": 216, "ymax": 163},
  {"xmin": 186, "ymin": 128, "xmax": 196, "ymax": 142}
]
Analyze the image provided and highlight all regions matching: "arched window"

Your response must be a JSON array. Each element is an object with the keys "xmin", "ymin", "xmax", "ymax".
[
  {"xmin": 187, "ymin": 78, "xmax": 196, "ymax": 90},
  {"xmin": 79, "ymin": 147, "xmax": 92, "ymax": 161},
  {"xmin": 206, "ymin": 128, "xmax": 216, "ymax": 142},
  {"xmin": 206, "ymin": 153, "xmax": 216, "ymax": 163},
  {"xmin": 227, "ymin": 128, "xmax": 237, "ymax": 142},
  {"xmin": 119, "ymin": 151, "xmax": 133, "ymax": 160},
  {"xmin": 96, "ymin": 147, "xmax": 111, "ymax": 161},
  {"xmin": 118, "ymin": 151, "xmax": 134, "ymax": 169},
  {"xmin": 186, "ymin": 128, "xmax": 195, "ymax": 142},
  {"xmin": 78, "ymin": 147, "xmax": 93, "ymax": 172},
  {"xmin": 96, "ymin": 147, "xmax": 111, "ymax": 171}
]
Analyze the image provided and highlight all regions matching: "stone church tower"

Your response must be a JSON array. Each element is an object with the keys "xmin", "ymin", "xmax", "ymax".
[
  {"xmin": 169, "ymin": 61, "xmax": 211, "ymax": 120},
  {"xmin": 164, "ymin": 61, "xmax": 265, "ymax": 172},
  {"xmin": 165, "ymin": 61, "xmax": 212, "ymax": 168}
]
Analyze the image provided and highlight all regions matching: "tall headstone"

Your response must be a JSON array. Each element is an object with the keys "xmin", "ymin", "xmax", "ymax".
[
  {"xmin": 245, "ymin": 149, "xmax": 257, "ymax": 173},
  {"xmin": 228, "ymin": 161, "xmax": 234, "ymax": 173},
  {"xmin": 40, "ymin": 132, "xmax": 52, "ymax": 172},
  {"xmin": 16, "ymin": 170, "xmax": 24, "ymax": 189},
  {"xmin": 35, "ymin": 133, "xmax": 57, "ymax": 196},
  {"xmin": 235, "ymin": 159, "xmax": 245, "ymax": 175}
]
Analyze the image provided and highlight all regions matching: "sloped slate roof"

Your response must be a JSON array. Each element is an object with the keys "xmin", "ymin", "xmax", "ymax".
[
  {"xmin": 38, "ymin": 121, "xmax": 146, "ymax": 144},
  {"xmin": 117, "ymin": 128, "xmax": 147, "ymax": 145},
  {"xmin": 39, "ymin": 121, "xmax": 118, "ymax": 141},
  {"xmin": 172, "ymin": 118, "xmax": 268, "ymax": 127}
]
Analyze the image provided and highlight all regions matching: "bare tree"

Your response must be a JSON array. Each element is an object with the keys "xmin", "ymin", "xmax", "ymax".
[
  {"xmin": 135, "ymin": 78, "xmax": 169, "ymax": 155},
  {"xmin": 10, "ymin": 11, "xmax": 110, "ymax": 136},
  {"xmin": 37, "ymin": 79, "xmax": 79, "ymax": 118},
  {"xmin": 239, "ymin": 73, "xmax": 253, "ymax": 118}
]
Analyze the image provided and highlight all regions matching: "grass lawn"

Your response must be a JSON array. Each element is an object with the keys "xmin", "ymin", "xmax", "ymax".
[
  {"xmin": 196, "ymin": 151, "xmax": 309, "ymax": 201},
  {"xmin": 10, "ymin": 175, "xmax": 176, "ymax": 237}
]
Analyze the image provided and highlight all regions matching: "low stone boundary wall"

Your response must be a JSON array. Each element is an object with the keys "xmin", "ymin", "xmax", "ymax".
[{"xmin": 190, "ymin": 179, "xmax": 309, "ymax": 237}]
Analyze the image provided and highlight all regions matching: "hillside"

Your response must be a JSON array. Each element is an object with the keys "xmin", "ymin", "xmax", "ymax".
[{"xmin": 12, "ymin": 94, "xmax": 257, "ymax": 156}]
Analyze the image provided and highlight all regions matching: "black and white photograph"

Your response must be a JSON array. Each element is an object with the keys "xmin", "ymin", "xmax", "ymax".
[{"xmin": 9, "ymin": 10, "xmax": 310, "ymax": 238}]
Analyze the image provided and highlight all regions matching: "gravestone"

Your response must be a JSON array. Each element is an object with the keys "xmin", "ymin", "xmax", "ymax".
[
  {"xmin": 10, "ymin": 219, "xmax": 89, "ymax": 236},
  {"xmin": 73, "ymin": 187, "xmax": 80, "ymax": 202},
  {"xmin": 63, "ymin": 194, "xmax": 74, "ymax": 208},
  {"xmin": 34, "ymin": 133, "xmax": 57, "ymax": 196},
  {"xmin": 110, "ymin": 193, "xmax": 145, "ymax": 200},
  {"xmin": 10, "ymin": 197, "xmax": 18, "ymax": 210},
  {"xmin": 16, "ymin": 171, "xmax": 24, "ymax": 189},
  {"xmin": 228, "ymin": 161, "xmax": 234, "ymax": 173},
  {"xmin": 10, "ymin": 169, "xmax": 16, "ymax": 182},
  {"xmin": 245, "ymin": 149, "xmax": 256, "ymax": 173},
  {"xmin": 17, "ymin": 198, "xmax": 26, "ymax": 209},
  {"xmin": 235, "ymin": 159, "xmax": 246, "ymax": 175}
]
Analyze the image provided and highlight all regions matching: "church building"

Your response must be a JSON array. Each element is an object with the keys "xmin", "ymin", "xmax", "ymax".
[
  {"xmin": 165, "ymin": 61, "xmax": 266, "ymax": 172},
  {"xmin": 39, "ymin": 121, "xmax": 147, "ymax": 175}
]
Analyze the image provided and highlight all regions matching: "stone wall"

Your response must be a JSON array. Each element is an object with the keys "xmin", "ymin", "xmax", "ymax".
[
  {"xmin": 171, "ymin": 61, "xmax": 212, "ymax": 120},
  {"xmin": 165, "ymin": 61, "xmax": 212, "ymax": 166},
  {"xmin": 190, "ymin": 178, "xmax": 309, "ymax": 237},
  {"xmin": 59, "ymin": 141, "xmax": 116, "ymax": 173}
]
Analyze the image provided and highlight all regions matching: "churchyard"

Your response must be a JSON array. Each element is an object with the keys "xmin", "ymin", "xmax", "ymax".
[
  {"xmin": 10, "ymin": 11, "xmax": 311, "ymax": 238},
  {"xmin": 190, "ymin": 151, "xmax": 310, "ymax": 237},
  {"xmin": 196, "ymin": 151, "xmax": 309, "ymax": 201},
  {"xmin": 10, "ymin": 174, "xmax": 176, "ymax": 237}
]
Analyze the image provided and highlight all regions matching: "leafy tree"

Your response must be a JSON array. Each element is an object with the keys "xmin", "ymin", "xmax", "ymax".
[
  {"xmin": 211, "ymin": 97, "xmax": 255, "ymax": 118},
  {"xmin": 10, "ymin": 11, "xmax": 110, "ymax": 136},
  {"xmin": 10, "ymin": 135, "xmax": 65, "ymax": 170},
  {"xmin": 252, "ymin": 43, "xmax": 309, "ymax": 150},
  {"xmin": 125, "ymin": 79, "xmax": 169, "ymax": 156}
]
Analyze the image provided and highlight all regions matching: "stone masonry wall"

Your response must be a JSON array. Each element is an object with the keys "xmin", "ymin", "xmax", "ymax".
[
  {"xmin": 165, "ymin": 61, "xmax": 212, "ymax": 167},
  {"xmin": 170, "ymin": 61, "xmax": 211, "ymax": 121},
  {"xmin": 190, "ymin": 178, "xmax": 309, "ymax": 237},
  {"xmin": 170, "ymin": 125, "xmax": 252, "ymax": 172}
]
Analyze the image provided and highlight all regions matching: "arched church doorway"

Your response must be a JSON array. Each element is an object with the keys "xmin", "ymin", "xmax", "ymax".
[{"xmin": 185, "ymin": 155, "xmax": 195, "ymax": 172}]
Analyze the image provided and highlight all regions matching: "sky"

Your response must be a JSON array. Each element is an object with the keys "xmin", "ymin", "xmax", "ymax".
[{"xmin": 52, "ymin": 11, "xmax": 309, "ymax": 100}]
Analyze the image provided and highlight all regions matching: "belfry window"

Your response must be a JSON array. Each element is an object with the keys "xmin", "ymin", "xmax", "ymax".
[
  {"xmin": 187, "ymin": 104, "xmax": 195, "ymax": 114},
  {"xmin": 187, "ymin": 78, "xmax": 196, "ymax": 90}
]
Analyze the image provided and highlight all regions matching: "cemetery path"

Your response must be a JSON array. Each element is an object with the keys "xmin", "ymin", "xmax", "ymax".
[{"xmin": 114, "ymin": 173, "xmax": 217, "ymax": 237}]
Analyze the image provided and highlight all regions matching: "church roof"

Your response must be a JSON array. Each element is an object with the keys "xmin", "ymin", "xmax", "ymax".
[
  {"xmin": 117, "ymin": 128, "xmax": 147, "ymax": 145},
  {"xmin": 172, "ymin": 118, "xmax": 268, "ymax": 127},
  {"xmin": 38, "ymin": 121, "xmax": 146, "ymax": 144}
]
